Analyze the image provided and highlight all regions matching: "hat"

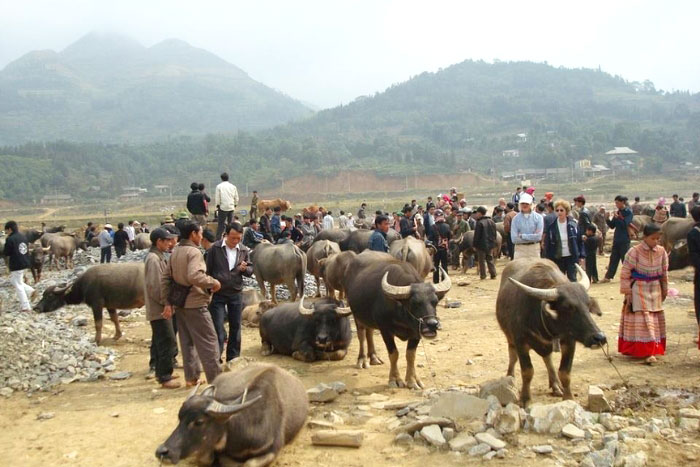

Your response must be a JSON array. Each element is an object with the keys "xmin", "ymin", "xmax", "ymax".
[
  {"xmin": 657, "ymin": 197, "xmax": 666, "ymax": 206},
  {"xmin": 545, "ymin": 192, "xmax": 554, "ymax": 200},
  {"xmin": 525, "ymin": 187, "xmax": 535, "ymax": 195},
  {"xmin": 459, "ymin": 199, "xmax": 466, "ymax": 204},
  {"xmin": 150, "ymin": 227, "xmax": 177, "ymax": 244},
  {"xmin": 133, "ymin": 221, "xmax": 141, "ymax": 226},
  {"xmin": 163, "ymin": 215, "xmax": 175, "ymax": 223},
  {"xmin": 519, "ymin": 193, "xmax": 534, "ymax": 205},
  {"xmin": 104, "ymin": 223, "xmax": 113, "ymax": 230},
  {"xmin": 573, "ymin": 195, "xmax": 586, "ymax": 202},
  {"xmin": 177, "ymin": 211, "xmax": 190, "ymax": 220}
]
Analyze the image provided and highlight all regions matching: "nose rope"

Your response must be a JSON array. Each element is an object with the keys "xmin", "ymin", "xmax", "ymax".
[{"xmin": 600, "ymin": 342, "xmax": 627, "ymax": 387}]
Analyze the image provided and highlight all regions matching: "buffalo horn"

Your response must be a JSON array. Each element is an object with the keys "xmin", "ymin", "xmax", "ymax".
[
  {"xmin": 42, "ymin": 247, "xmax": 51, "ymax": 253},
  {"xmin": 575, "ymin": 264, "xmax": 590, "ymax": 291},
  {"xmin": 432, "ymin": 267, "xmax": 452, "ymax": 294},
  {"xmin": 508, "ymin": 277, "xmax": 559, "ymax": 302},
  {"xmin": 186, "ymin": 382, "xmax": 201, "ymax": 400},
  {"xmin": 205, "ymin": 394, "xmax": 262, "ymax": 416},
  {"xmin": 335, "ymin": 303, "xmax": 353, "ymax": 317},
  {"xmin": 298, "ymin": 296, "xmax": 315, "ymax": 316},
  {"xmin": 381, "ymin": 271, "xmax": 412, "ymax": 300},
  {"xmin": 201, "ymin": 385, "xmax": 215, "ymax": 398}
]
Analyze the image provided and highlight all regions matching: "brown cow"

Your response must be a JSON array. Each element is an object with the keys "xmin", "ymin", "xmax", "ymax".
[{"xmin": 257, "ymin": 198, "xmax": 292, "ymax": 212}]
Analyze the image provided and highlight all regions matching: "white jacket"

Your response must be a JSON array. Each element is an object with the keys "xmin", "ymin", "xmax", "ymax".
[
  {"xmin": 322, "ymin": 215, "xmax": 334, "ymax": 230},
  {"xmin": 215, "ymin": 181, "xmax": 239, "ymax": 212}
]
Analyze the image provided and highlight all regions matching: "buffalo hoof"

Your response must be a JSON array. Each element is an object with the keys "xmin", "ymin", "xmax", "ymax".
[
  {"xmin": 260, "ymin": 344, "xmax": 272, "ymax": 356},
  {"xmin": 356, "ymin": 358, "xmax": 369, "ymax": 369},
  {"xmin": 551, "ymin": 385, "xmax": 563, "ymax": 397},
  {"xmin": 406, "ymin": 378, "xmax": 424, "ymax": 390},
  {"xmin": 292, "ymin": 351, "xmax": 314, "ymax": 362},
  {"xmin": 388, "ymin": 378, "xmax": 406, "ymax": 389},
  {"xmin": 369, "ymin": 354, "xmax": 383, "ymax": 365}
]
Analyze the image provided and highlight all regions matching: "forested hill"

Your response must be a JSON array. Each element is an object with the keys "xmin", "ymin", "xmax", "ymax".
[
  {"xmin": 1, "ymin": 60, "xmax": 699, "ymax": 201},
  {"xmin": 0, "ymin": 32, "xmax": 312, "ymax": 145}
]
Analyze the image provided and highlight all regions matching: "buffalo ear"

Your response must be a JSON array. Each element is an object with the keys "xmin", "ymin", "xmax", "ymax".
[
  {"xmin": 543, "ymin": 303, "xmax": 558, "ymax": 320},
  {"xmin": 435, "ymin": 290, "xmax": 448, "ymax": 301}
]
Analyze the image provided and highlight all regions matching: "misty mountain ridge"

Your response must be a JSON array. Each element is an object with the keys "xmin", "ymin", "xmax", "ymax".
[{"xmin": 0, "ymin": 32, "xmax": 312, "ymax": 144}]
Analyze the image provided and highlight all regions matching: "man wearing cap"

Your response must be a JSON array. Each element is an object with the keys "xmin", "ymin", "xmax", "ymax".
[
  {"xmin": 145, "ymin": 227, "xmax": 181, "ymax": 389},
  {"xmin": 670, "ymin": 194, "xmax": 687, "ymax": 218},
  {"xmin": 98, "ymin": 224, "xmax": 114, "ymax": 263},
  {"xmin": 510, "ymin": 193, "xmax": 544, "ymax": 259}
]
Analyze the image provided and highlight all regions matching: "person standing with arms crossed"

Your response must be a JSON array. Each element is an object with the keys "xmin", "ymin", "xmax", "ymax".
[
  {"xmin": 600, "ymin": 195, "xmax": 633, "ymax": 283},
  {"xmin": 214, "ymin": 172, "xmax": 239, "ymax": 239},
  {"xmin": 510, "ymin": 193, "xmax": 544, "ymax": 259}
]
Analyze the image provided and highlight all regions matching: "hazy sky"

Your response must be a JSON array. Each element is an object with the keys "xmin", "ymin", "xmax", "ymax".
[{"xmin": 1, "ymin": 0, "xmax": 698, "ymax": 108}]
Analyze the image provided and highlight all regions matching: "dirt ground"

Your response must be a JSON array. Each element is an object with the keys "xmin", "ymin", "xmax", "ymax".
[{"xmin": 1, "ymin": 254, "xmax": 699, "ymax": 467}]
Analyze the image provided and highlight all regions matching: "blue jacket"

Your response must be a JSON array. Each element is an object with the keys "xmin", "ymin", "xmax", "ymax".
[
  {"xmin": 270, "ymin": 214, "xmax": 281, "ymax": 237},
  {"xmin": 368, "ymin": 230, "xmax": 388, "ymax": 252},
  {"xmin": 544, "ymin": 216, "xmax": 585, "ymax": 260},
  {"xmin": 606, "ymin": 207, "xmax": 633, "ymax": 244}
]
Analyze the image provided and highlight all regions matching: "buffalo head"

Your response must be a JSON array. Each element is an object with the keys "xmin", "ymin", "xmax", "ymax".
[
  {"xmin": 509, "ymin": 264, "xmax": 606, "ymax": 348},
  {"xmin": 156, "ymin": 384, "xmax": 262, "ymax": 464},
  {"xmin": 381, "ymin": 267, "xmax": 451, "ymax": 339},
  {"xmin": 298, "ymin": 297, "xmax": 352, "ymax": 350},
  {"xmin": 33, "ymin": 283, "xmax": 72, "ymax": 313}
]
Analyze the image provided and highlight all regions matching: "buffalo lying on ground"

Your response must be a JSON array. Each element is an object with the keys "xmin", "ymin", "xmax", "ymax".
[
  {"xmin": 34, "ymin": 263, "xmax": 145, "ymax": 345},
  {"xmin": 345, "ymin": 251, "xmax": 451, "ymax": 389},
  {"xmin": 496, "ymin": 258, "xmax": 606, "ymax": 407},
  {"xmin": 156, "ymin": 363, "xmax": 307, "ymax": 466},
  {"xmin": 319, "ymin": 250, "xmax": 357, "ymax": 300},
  {"xmin": 306, "ymin": 240, "xmax": 341, "ymax": 297},
  {"xmin": 260, "ymin": 297, "xmax": 353, "ymax": 362},
  {"xmin": 251, "ymin": 242, "xmax": 306, "ymax": 304},
  {"xmin": 389, "ymin": 236, "xmax": 434, "ymax": 278},
  {"xmin": 242, "ymin": 300, "xmax": 275, "ymax": 327}
]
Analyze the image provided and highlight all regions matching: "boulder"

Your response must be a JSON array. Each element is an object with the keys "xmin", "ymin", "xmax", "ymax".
[
  {"xmin": 442, "ymin": 427, "xmax": 455, "ymax": 441},
  {"xmin": 532, "ymin": 445, "xmax": 553, "ymax": 454},
  {"xmin": 479, "ymin": 376, "xmax": 519, "ymax": 406},
  {"xmin": 420, "ymin": 424, "xmax": 447, "ymax": 448},
  {"xmin": 448, "ymin": 433, "xmax": 477, "ymax": 452},
  {"xmin": 679, "ymin": 408, "xmax": 700, "ymax": 420},
  {"xmin": 599, "ymin": 413, "xmax": 629, "ymax": 432},
  {"xmin": 678, "ymin": 417, "xmax": 700, "ymax": 431},
  {"xmin": 393, "ymin": 432, "xmax": 413, "ymax": 446},
  {"xmin": 468, "ymin": 443, "xmax": 492, "ymax": 456},
  {"xmin": 528, "ymin": 400, "xmax": 587, "ymax": 434},
  {"xmin": 587, "ymin": 385, "xmax": 611, "ymax": 412},
  {"xmin": 475, "ymin": 432, "xmax": 506, "ymax": 450},
  {"xmin": 495, "ymin": 403, "xmax": 521, "ymax": 434},
  {"xmin": 562, "ymin": 423, "xmax": 586, "ymax": 439},
  {"xmin": 307, "ymin": 383, "xmax": 339, "ymax": 403},
  {"xmin": 429, "ymin": 393, "xmax": 490, "ymax": 422},
  {"xmin": 582, "ymin": 449, "xmax": 615, "ymax": 467},
  {"xmin": 620, "ymin": 451, "xmax": 647, "ymax": 467}
]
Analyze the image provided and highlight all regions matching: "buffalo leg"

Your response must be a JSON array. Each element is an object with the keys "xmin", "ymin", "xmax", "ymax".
[
  {"xmin": 541, "ymin": 353, "xmax": 564, "ymax": 396},
  {"xmin": 380, "ymin": 329, "xmax": 404, "ymax": 388},
  {"xmin": 107, "ymin": 308, "xmax": 123, "ymax": 341},
  {"xmin": 516, "ymin": 346, "xmax": 534, "ymax": 407},
  {"xmin": 287, "ymin": 280, "xmax": 297, "ymax": 302},
  {"xmin": 366, "ymin": 328, "xmax": 383, "ymax": 365},
  {"xmin": 405, "ymin": 338, "xmax": 423, "ymax": 390},
  {"xmin": 270, "ymin": 284, "xmax": 277, "ymax": 305},
  {"xmin": 255, "ymin": 274, "xmax": 268, "ymax": 302},
  {"xmin": 92, "ymin": 307, "xmax": 103, "ymax": 345},
  {"xmin": 558, "ymin": 339, "xmax": 576, "ymax": 400},
  {"xmin": 355, "ymin": 321, "xmax": 369, "ymax": 369},
  {"xmin": 314, "ymin": 275, "xmax": 321, "ymax": 298},
  {"xmin": 506, "ymin": 343, "xmax": 518, "ymax": 377},
  {"xmin": 291, "ymin": 342, "xmax": 316, "ymax": 362}
]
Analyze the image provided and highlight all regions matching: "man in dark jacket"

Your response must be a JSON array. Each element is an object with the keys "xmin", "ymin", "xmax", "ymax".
[
  {"xmin": 369, "ymin": 215, "xmax": 390, "ymax": 252},
  {"xmin": 270, "ymin": 207, "xmax": 282, "ymax": 241},
  {"xmin": 688, "ymin": 206, "xmax": 700, "ymax": 327},
  {"xmin": 259, "ymin": 207, "xmax": 272, "ymax": 241},
  {"xmin": 205, "ymin": 222, "xmax": 254, "ymax": 362},
  {"xmin": 600, "ymin": 195, "xmax": 634, "ymax": 283},
  {"xmin": 573, "ymin": 195, "xmax": 593, "ymax": 233},
  {"xmin": 186, "ymin": 182, "xmax": 207, "ymax": 226},
  {"xmin": 430, "ymin": 210, "xmax": 451, "ymax": 284},
  {"xmin": 113, "ymin": 223, "xmax": 130, "ymax": 258},
  {"xmin": 399, "ymin": 206, "xmax": 416, "ymax": 238},
  {"xmin": 3, "ymin": 221, "xmax": 35, "ymax": 312},
  {"xmin": 473, "ymin": 206, "xmax": 497, "ymax": 280},
  {"xmin": 670, "ymin": 194, "xmax": 687, "ymax": 218},
  {"xmin": 242, "ymin": 219, "xmax": 263, "ymax": 249}
]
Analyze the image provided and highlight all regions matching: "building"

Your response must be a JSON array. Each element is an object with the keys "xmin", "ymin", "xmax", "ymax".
[
  {"xmin": 40, "ymin": 194, "xmax": 73, "ymax": 205},
  {"xmin": 153, "ymin": 185, "xmax": 170, "ymax": 195},
  {"xmin": 605, "ymin": 147, "xmax": 638, "ymax": 157},
  {"xmin": 502, "ymin": 149, "xmax": 520, "ymax": 158}
]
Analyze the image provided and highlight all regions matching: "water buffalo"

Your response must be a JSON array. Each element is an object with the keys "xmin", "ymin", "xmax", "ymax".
[
  {"xmin": 319, "ymin": 250, "xmax": 357, "ymax": 300},
  {"xmin": 313, "ymin": 228, "xmax": 350, "ymax": 245},
  {"xmin": 133, "ymin": 232, "xmax": 152, "ymax": 250},
  {"xmin": 46, "ymin": 234, "xmax": 88, "ymax": 269},
  {"xmin": 156, "ymin": 363, "xmax": 307, "ymax": 466},
  {"xmin": 28, "ymin": 243, "xmax": 50, "ymax": 283},
  {"xmin": 629, "ymin": 215, "xmax": 652, "ymax": 239},
  {"xmin": 22, "ymin": 229, "xmax": 43, "ymax": 243},
  {"xmin": 345, "ymin": 251, "xmax": 451, "ymax": 389},
  {"xmin": 251, "ymin": 242, "xmax": 306, "ymax": 304},
  {"xmin": 450, "ymin": 230, "xmax": 502, "ymax": 273},
  {"xmin": 242, "ymin": 300, "xmax": 275, "ymax": 327},
  {"xmin": 660, "ymin": 217, "xmax": 694, "ymax": 252},
  {"xmin": 43, "ymin": 224, "xmax": 66, "ymax": 233},
  {"xmin": 306, "ymin": 240, "xmax": 341, "ymax": 297},
  {"xmin": 495, "ymin": 222, "xmax": 508, "ymax": 257},
  {"xmin": 496, "ymin": 258, "xmax": 606, "ymax": 407},
  {"xmin": 389, "ymin": 236, "xmax": 434, "ymax": 277},
  {"xmin": 260, "ymin": 297, "xmax": 353, "ymax": 362},
  {"xmin": 257, "ymin": 198, "xmax": 292, "ymax": 212},
  {"xmin": 34, "ymin": 263, "xmax": 145, "ymax": 345},
  {"xmin": 339, "ymin": 229, "xmax": 400, "ymax": 253}
]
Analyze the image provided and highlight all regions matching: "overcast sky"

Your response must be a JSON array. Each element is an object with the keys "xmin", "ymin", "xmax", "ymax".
[{"xmin": 1, "ymin": 0, "xmax": 698, "ymax": 108}]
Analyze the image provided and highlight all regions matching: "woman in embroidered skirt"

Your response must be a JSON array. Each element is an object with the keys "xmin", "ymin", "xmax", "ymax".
[{"xmin": 618, "ymin": 223, "xmax": 668, "ymax": 364}]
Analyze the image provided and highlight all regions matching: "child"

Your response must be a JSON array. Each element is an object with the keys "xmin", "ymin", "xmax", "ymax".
[{"xmin": 584, "ymin": 225, "xmax": 599, "ymax": 283}]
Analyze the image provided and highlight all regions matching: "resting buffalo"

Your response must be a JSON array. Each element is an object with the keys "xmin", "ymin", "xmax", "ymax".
[
  {"xmin": 260, "ymin": 297, "xmax": 352, "ymax": 362},
  {"xmin": 339, "ymin": 229, "xmax": 400, "ymax": 253},
  {"xmin": 496, "ymin": 258, "xmax": 606, "ymax": 407},
  {"xmin": 242, "ymin": 300, "xmax": 275, "ymax": 327},
  {"xmin": 389, "ymin": 236, "xmax": 434, "ymax": 277},
  {"xmin": 313, "ymin": 228, "xmax": 350, "ymax": 245},
  {"xmin": 251, "ymin": 242, "xmax": 306, "ymax": 304},
  {"xmin": 450, "ymin": 230, "xmax": 502, "ymax": 273},
  {"xmin": 306, "ymin": 240, "xmax": 341, "ymax": 297},
  {"xmin": 156, "ymin": 363, "xmax": 307, "ymax": 466},
  {"xmin": 34, "ymin": 263, "xmax": 145, "ymax": 345},
  {"xmin": 345, "ymin": 251, "xmax": 451, "ymax": 389},
  {"xmin": 319, "ymin": 250, "xmax": 357, "ymax": 300},
  {"xmin": 660, "ymin": 217, "xmax": 694, "ymax": 253}
]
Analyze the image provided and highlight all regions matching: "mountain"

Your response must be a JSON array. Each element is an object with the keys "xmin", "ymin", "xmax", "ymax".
[
  {"xmin": 0, "ymin": 32, "xmax": 312, "ymax": 144},
  {"xmin": 1, "ymin": 60, "xmax": 699, "ymax": 201}
]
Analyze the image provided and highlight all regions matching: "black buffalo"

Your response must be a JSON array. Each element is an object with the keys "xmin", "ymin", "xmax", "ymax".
[
  {"xmin": 259, "ymin": 297, "xmax": 352, "ymax": 362},
  {"xmin": 339, "ymin": 229, "xmax": 400, "ymax": 253},
  {"xmin": 345, "ymin": 251, "xmax": 451, "ymax": 389},
  {"xmin": 496, "ymin": 258, "xmax": 606, "ymax": 407},
  {"xmin": 313, "ymin": 228, "xmax": 351, "ymax": 245}
]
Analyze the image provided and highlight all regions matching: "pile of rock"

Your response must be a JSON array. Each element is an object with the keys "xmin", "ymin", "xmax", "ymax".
[{"xmin": 242, "ymin": 273, "xmax": 322, "ymax": 301}]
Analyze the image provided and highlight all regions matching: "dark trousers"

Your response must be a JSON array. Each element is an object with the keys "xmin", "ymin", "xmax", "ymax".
[
  {"xmin": 585, "ymin": 247, "xmax": 598, "ymax": 281},
  {"xmin": 100, "ymin": 246, "xmax": 111, "ymax": 263},
  {"xmin": 694, "ymin": 271, "xmax": 699, "ymax": 324},
  {"xmin": 209, "ymin": 293, "xmax": 243, "ymax": 362},
  {"xmin": 216, "ymin": 210, "xmax": 234, "ymax": 239},
  {"xmin": 555, "ymin": 255, "xmax": 577, "ymax": 282},
  {"xmin": 476, "ymin": 249, "xmax": 497, "ymax": 279},
  {"xmin": 506, "ymin": 234, "xmax": 514, "ymax": 260},
  {"xmin": 115, "ymin": 245, "xmax": 127, "ymax": 258},
  {"xmin": 433, "ymin": 248, "xmax": 449, "ymax": 283},
  {"xmin": 150, "ymin": 319, "xmax": 177, "ymax": 383},
  {"xmin": 605, "ymin": 242, "xmax": 630, "ymax": 280},
  {"xmin": 150, "ymin": 313, "xmax": 179, "ymax": 369}
]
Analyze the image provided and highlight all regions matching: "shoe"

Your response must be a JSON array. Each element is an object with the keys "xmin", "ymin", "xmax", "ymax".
[
  {"xmin": 20, "ymin": 308, "xmax": 32, "ymax": 313},
  {"xmin": 186, "ymin": 378, "xmax": 204, "ymax": 387},
  {"xmin": 490, "ymin": 276, "xmax": 497, "ymax": 280},
  {"xmin": 145, "ymin": 369, "xmax": 155, "ymax": 380},
  {"xmin": 161, "ymin": 379, "xmax": 181, "ymax": 389},
  {"xmin": 599, "ymin": 278, "xmax": 611, "ymax": 284}
]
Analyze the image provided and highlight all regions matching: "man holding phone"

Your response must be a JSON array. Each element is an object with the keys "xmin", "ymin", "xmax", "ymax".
[{"xmin": 205, "ymin": 222, "xmax": 254, "ymax": 362}]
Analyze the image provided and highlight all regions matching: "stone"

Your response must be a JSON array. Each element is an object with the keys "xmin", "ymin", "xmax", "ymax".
[
  {"xmin": 483, "ymin": 451, "xmax": 497, "ymax": 460},
  {"xmin": 468, "ymin": 443, "xmax": 492, "ymax": 456},
  {"xmin": 562, "ymin": 423, "xmax": 586, "ymax": 439},
  {"xmin": 110, "ymin": 412, "xmax": 119, "ymax": 418},
  {"xmin": 328, "ymin": 381, "xmax": 347, "ymax": 394},
  {"xmin": 442, "ymin": 427, "xmax": 455, "ymax": 441},
  {"xmin": 396, "ymin": 407, "xmax": 411, "ymax": 417},
  {"xmin": 429, "ymin": 393, "xmax": 490, "ymax": 421},
  {"xmin": 474, "ymin": 432, "xmax": 506, "ymax": 450},
  {"xmin": 108, "ymin": 371, "xmax": 132, "ymax": 381},
  {"xmin": 420, "ymin": 424, "xmax": 447, "ymax": 448},
  {"xmin": 448, "ymin": 433, "xmax": 478, "ymax": 452},
  {"xmin": 496, "ymin": 448, "xmax": 507, "ymax": 458},
  {"xmin": 619, "ymin": 426, "xmax": 646, "ymax": 440},
  {"xmin": 153, "ymin": 407, "xmax": 166, "ymax": 414},
  {"xmin": 36, "ymin": 412, "xmax": 55, "ymax": 421},
  {"xmin": 587, "ymin": 385, "xmax": 611, "ymax": 412},
  {"xmin": 394, "ymin": 433, "xmax": 413, "ymax": 446},
  {"xmin": 307, "ymin": 383, "xmax": 339, "ymax": 403},
  {"xmin": 495, "ymin": 402, "xmax": 521, "ymax": 434},
  {"xmin": 479, "ymin": 376, "xmax": 519, "ymax": 406},
  {"xmin": 678, "ymin": 417, "xmax": 700, "ymax": 431},
  {"xmin": 620, "ymin": 451, "xmax": 647, "ymax": 467},
  {"xmin": 571, "ymin": 445, "xmax": 591, "ymax": 455},
  {"xmin": 71, "ymin": 317, "xmax": 88, "ymax": 327},
  {"xmin": 311, "ymin": 430, "xmax": 364, "ymax": 448},
  {"xmin": 528, "ymin": 400, "xmax": 587, "ymax": 434},
  {"xmin": 599, "ymin": 413, "xmax": 629, "ymax": 431},
  {"xmin": 584, "ymin": 449, "xmax": 615, "ymax": 467},
  {"xmin": 382, "ymin": 399, "xmax": 422, "ymax": 410},
  {"xmin": 308, "ymin": 419, "xmax": 337, "ymax": 430},
  {"xmin": 532, "ymin": 445, "xmax": 553, "ymax": 454},
  {"xmin": 679, "ymin": 408, "xmax": 700, "ymax": 419},
  {"xmin": 604, "ymin": 440, "xmax": 619, "ymax": 458},
  {"xmin": 0, "ymin": 387, "xmax": 13, "ymax": 398}
]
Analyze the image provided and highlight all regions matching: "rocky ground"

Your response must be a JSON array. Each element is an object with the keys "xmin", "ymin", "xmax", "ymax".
[{"xmin": 0, "ymin": 247, "xmax": 699, "ymax": 466}]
